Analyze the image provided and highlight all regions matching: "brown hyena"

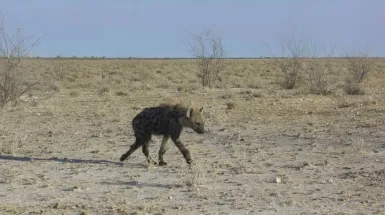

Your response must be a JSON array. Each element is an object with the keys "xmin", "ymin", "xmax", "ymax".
[{"xmin": 119, "ymin": 103, "xmax": 205, "ymax": 166}]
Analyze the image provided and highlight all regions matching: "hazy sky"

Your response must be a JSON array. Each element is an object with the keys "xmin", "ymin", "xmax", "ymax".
[{"xmin": 1, "ymin": 0, "xmax": 384, "ymax": 57}]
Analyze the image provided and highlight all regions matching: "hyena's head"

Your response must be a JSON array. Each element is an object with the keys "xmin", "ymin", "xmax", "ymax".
[{"xmin": 180, "ymin": 106, "xmax": 205, "ymax": 134}]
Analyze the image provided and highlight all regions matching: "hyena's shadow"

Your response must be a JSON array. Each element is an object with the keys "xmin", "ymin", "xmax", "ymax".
[
  {"xmin": 100, "ymin": 180, "xmax": 178, "ymax": 189},
  {"xmin": 0, "ymin": 154, "xmax": 125, "ymax": 166}
]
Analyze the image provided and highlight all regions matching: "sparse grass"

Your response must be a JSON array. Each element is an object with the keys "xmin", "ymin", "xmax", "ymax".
[
  {"xmin": 69, "ymin": 90, "xmax": 79, "ymax": 97},
  {"xmin": 220, "ymin": 92, "xmax": 233, "ymax": 99},
  {"xmin": 180, "ymin": 163, "xmax": 206, "ymax": 188},
  {"xmin": 231, "ymin": 160, "xmax": 247, "ymax": 175},
  {"xmin": 0, "ymin": 141, "xmax": 14, "ymax": 155},
  {"xmin": 0, "ymin": 58, "xmax": 385, "ymax": 214},
  {"xmin": 350, "ymin": 137, "xmax": 368, "ymax": 155},
  {"xmin": 97, "ymin": 86, "xmax": 110, "ymax": 95},
  {"xmin": 115, "ymin": 91, "xmax": 128, "ymax": 96},
  {"xmin": 333, "ymin": 94, "xmax": 354, "ymax": 108},
  {"xmin": 0, "ymin": 135, "xmax": 25, "ymax": 155},
  {"xmin": 179, "ymin": 160, "xmax": 218, "ymax": 188}
]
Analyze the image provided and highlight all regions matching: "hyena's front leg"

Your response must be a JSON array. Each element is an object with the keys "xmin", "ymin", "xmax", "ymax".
[
  {"xmin": 158, "ymin": 136, "xmax": 170, "ymax": 166},
  {"xmin": 171, "ymin": 137, "xmax": 192, "ymax": 165}
]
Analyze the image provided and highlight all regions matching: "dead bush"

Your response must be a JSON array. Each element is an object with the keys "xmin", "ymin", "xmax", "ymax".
[
  {"xmin": 346, "ymin": 53, "xmax": 371, "ymax": 83},
  {"xmin": 268, "ymin": 28, "xmax": 308, "ymax": 89},
  {"xmin": 0, "ymin": 14, "xmax": 53, "ymax": 107},
  {"xmin": 305, "ymin": 59, "xmax": 339, "ymax": 95},
  {"xmin": 276, "ymin": 58, "xmax": 303, "ymax": 89},
  {"xmin": 344, "ymin": 80, "xmax": 364, "ymax": 95},
  {"xmin": 188, "ymin": 28, "xmax": 226, "ymax": 87},
  {"xmin": 343, "ymin": 52, "xmax": 372, "ymax": 95}
]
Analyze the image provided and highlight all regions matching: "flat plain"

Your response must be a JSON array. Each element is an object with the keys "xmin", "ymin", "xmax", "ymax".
[{"xmin": 1, "ymin": 58, "xmax": 385, "ymax": 215}]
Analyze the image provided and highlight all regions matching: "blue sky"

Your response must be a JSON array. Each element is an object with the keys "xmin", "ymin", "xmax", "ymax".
[{"xmin": 1, "ymin": 0, "xmax": 384, "ymax": 57}]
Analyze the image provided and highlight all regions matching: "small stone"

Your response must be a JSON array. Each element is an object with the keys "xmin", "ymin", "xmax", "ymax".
[
  {"xmin": 276, "ymin": 177, "xmax": 282, "ymax": 183},
  {"xmin": 53, "ymin": 202, "xmax": 59, "ymax": 209}
]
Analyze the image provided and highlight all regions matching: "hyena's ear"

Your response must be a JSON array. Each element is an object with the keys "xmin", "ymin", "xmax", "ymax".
[
  {"xmin": 199, "ymin": 106, "xmax": 203, "ymax": 113},
  {"xmin": 186, "ymin": 108, "xmax": 192, "ymax": 118}
]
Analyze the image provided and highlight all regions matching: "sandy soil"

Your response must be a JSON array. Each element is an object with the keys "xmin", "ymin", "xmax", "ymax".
[{"xmin": 0, "ymin": 59, "xmax": 385, "ymax": 215}]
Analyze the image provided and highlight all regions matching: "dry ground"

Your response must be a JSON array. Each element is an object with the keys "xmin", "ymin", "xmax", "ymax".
[{"xmin": 1, "ymin": 58, "xmax": 385, "ymax": 215}]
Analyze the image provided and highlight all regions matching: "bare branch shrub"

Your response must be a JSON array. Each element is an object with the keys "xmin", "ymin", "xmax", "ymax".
[
  {"xmin": 0, "ymin": 14, "xmax": 44, "ymax": 107},
  {"xmin": 343, "ymin": 52, "xmax": 372, "ymax": 95},
  {"xmin": 268, "ymin": 29, "xmax": 309, "ymax": 89},
  {"xmin": 188, "ymin": 28, "xmax": 226, "ymax": 87},
  {"xmin": 275, "ymin": 58, "xmax": 302, "ymax": 90},
  {"xmin": 304, "ymin": 46, "xmax": 340, "ymax": 95},
  {"xmin": 269, "ymin": 26, "xmax": 341, "ymax": 93}
]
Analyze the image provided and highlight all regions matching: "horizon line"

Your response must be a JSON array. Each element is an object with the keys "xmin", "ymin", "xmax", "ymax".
[{"xmin": 18, "ymin": 56, "xmax": 385, "ymax": 60}]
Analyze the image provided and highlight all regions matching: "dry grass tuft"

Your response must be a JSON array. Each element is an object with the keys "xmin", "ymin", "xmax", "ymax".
[
  {"xmin": 115, "ymin": 91, "xmax": 128, "ymax": 96},
  {"xmin": 350, "ymin": 137, "xmax": 368, "ymax": 155},
  {"xmin": 97, "ymin": 86, "xmax": 110, "ymax": 95},
  {"xmin": 69, "ymin": 90, "xmax": 80, "ymax": 97},
  {"xmin": 344, "ymin": 80, "xmax": 365, "ymax": 95},
  {"xmin": 333, "ymin": 94, "xmax": 355, "ymax": 108},
  {"xmin": 226, "ymin": 101, "xmax": 236, "ymax": 110},
  {"xmin": 179, "ymin": 160, "xmax": 218, "ymax": 188}
]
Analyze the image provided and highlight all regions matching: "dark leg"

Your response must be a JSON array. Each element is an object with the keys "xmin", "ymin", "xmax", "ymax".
[
  {"xmin": 171, "ymin": 137, "xmax": 192, "ymax": 165},
  {"xmin": 142, "ymin": 140, "xmax": 157, "ymax": 165},
  {"xmin": 158, "ymin": 136, "xmax": 170, "ymax": 166},
  {"xmin": 120, "ymin": 137, "xmax": 144, "ymax": 162}
]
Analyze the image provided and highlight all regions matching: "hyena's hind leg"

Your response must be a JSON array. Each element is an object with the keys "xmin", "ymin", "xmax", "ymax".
[
  {"xmin": 142, "ymin": 139, "xmax": 157, "ymax": 165},
  {"xmin": 120, "ymin": 136, "xmax": 147, "ymax": 162},
  {"xmin": 158, "ymin": 136, "xmax": 170, "ymax": 166}
]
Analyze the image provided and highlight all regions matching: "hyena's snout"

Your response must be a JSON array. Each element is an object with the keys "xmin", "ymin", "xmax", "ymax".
[{"xmin": 195, "ymin": 125, "xmax": 205, "ymax": 134}]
